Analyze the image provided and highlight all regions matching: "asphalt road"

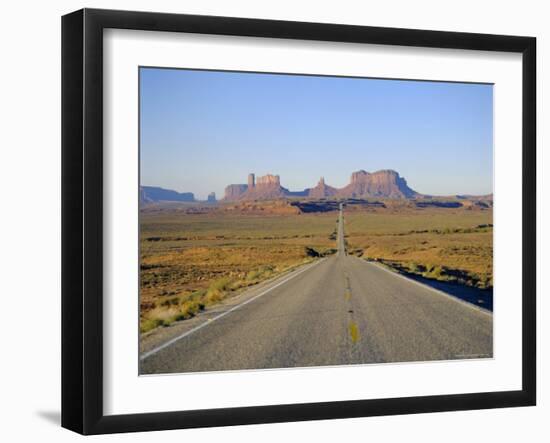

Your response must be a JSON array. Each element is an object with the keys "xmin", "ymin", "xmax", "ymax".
[{"xmin": 141, "ymin": 206, "xmax": 493, "ymax": 374}]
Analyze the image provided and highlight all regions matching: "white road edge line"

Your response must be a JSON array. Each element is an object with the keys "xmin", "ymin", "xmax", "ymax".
[
  {"xmin": 141, "ymin": 258, "xmax": 327, "ymax": 361},
  {"xmin": 353, "ymin": 256, "xmax": 493, "ymax": 317}
]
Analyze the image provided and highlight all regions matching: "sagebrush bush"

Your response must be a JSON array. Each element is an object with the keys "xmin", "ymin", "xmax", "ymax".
[
  {"xmin": 140, "ymin": 318, "xmax": 164, "ymax": 333},
  {"xmin": 246, "ymin": 270, "xmax": 262, "ymax": 281}
]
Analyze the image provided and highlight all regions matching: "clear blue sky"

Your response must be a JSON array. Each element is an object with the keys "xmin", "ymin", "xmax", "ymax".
[{"xmin": 140, "ymin": 67, "xmax": 493, "ymax": 200}]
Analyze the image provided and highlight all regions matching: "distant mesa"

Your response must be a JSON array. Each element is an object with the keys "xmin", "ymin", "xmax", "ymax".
[
  {"xmin": 225, "ymin": 173, "xmax": 298, "ymax": 201},
  {"xmin": 140, "ymin": 186, "xmax": 195, "ymax": 203},
  {"xmin": 223, "ymin": 169, "xmax": 419, "ymax": 201},
  {"xmin": 243, "ymin": 173, "xmax": 290, "ymax": 200},
  {"xmin": 338, "ymin": 169, "xmax": 418, "ymax": 199},
  {"xmin": 456, "ymin": 193, "xmax": 493, "ymax": 201},
  {"xmin": 224, "ymin": 184, "xmax": 249, "ymax": 201},
  {"xmin": 207, "ymin": 192, "xmax": 217, "ymax": 203}
]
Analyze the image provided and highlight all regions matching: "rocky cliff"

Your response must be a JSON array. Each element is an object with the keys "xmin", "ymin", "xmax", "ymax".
[
  {"xmin": 140, "ymin": 186, "xmax": 195, "ymax": 203},
  {"xmin": 224, "ymin": 184, "xmax": 249, "ymax": 200},
  {"xmin": 256, "ymin": 174, "xmax": 281, "ymax": 186},
  {"xmin": 224, "ymin": 174, "xmax": 289, "ymax": 200},
  {"xmin": 337, "ymin": 170, "xmax": 418, "ymax": 199},
  {"xmin": 306, "ymin": 177, "xmax": 339, "ymax": 199}
]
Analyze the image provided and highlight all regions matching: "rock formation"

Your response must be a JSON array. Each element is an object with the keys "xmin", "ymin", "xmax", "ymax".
[
  {"xmin": 307, "ymin": 177, "xmax": 338, "ymax": 199},
  {"xmin": 224, "ymin": 174, "xmax": 289, "ymax": 200},
  {"xmin": 248, "ymin": 173, "xmax": 255, "ymax": 188},
  {"xmin": 242, "ymin": 174, "xmax": 289, "ymax": 200},
  {"xmin": 337, "ymin": 170, "xmax": 418, "ymax": 199},
  {"xmin": 224, "ymin": 184, "xmax": 249, "ymax": 200},
  {"xmin": 256, "ymin": 174, "xmax": 280, "ymax": 186},
  {"xmin": 140, "ymin": 186, "xmax": 195, "ymax": 203},
  {"xmin": 223, "ymin": 170, "xmax": 419, "ymax": 201},
  {"xmin": 207, "ymin": 192, "xmax": 216, "ymax": 202}
]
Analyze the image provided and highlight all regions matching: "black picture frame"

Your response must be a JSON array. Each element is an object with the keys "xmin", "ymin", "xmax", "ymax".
[{"xmin": 61, "ymin": 8, "xmax": 536, "ymax": 435}]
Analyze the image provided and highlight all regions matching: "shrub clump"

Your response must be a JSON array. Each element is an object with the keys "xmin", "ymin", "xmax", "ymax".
[{"xmin": 205, "ymin": 277, "xmax": 232, "ymax": 304}]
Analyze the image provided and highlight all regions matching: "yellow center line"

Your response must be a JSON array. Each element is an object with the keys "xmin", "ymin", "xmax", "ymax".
[
  {"xmin": 348, "ymin": 321, "xmax": 360, "ymax": 343},
  {"xmin": 344, "ymin": 290, "xmax": 352, "ymax": 301}
]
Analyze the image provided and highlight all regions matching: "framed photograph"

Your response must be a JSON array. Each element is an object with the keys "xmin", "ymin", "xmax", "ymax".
[{"xmin": 62, "ymin": 8, "xmax": 536, "ymax": 435}]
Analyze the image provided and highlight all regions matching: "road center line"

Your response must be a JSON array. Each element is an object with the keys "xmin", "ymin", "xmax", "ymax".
[
  {"xmin": 348, "ymin": 321, "xmax": 360, "ymax": 343},
  {"xmin": 141, "ymin": 258, "xmax": 327, "ymax": 361}
]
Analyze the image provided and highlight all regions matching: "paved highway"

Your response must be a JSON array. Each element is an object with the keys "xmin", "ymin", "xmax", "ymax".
[{"xmin": 141, "ymin": 205, "xmax": 492, "ymax": 374}]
